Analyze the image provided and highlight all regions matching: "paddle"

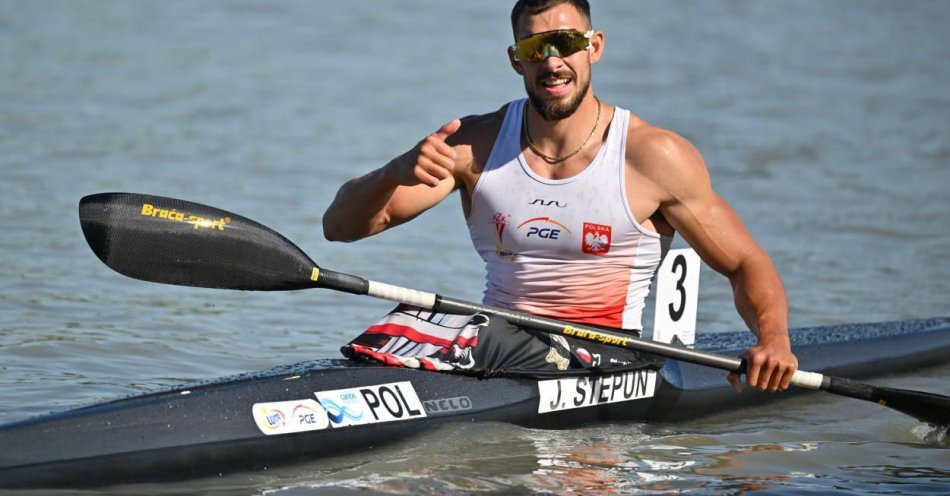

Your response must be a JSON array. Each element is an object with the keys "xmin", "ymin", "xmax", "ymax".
[{"xmin": 78, "ymin": 192, "xmax": 950, "ymax": 427}]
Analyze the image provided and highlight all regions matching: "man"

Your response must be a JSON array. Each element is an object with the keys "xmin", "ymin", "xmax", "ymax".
[{"xmin": 324, "ymin": 0, "xmax": 797, "ymax": 392}]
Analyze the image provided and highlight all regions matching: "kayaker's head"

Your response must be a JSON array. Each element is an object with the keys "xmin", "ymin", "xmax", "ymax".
[
  {"xmin": 510, "ymin": 0, "xmax": 591, "ymax": 35},
  {"xmin": 508, "ymin": 0, "xmax": 603, "ymax": 121}
]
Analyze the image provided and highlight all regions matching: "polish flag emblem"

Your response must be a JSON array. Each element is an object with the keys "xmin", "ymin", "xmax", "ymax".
[{"xmin": 582, "ymin": 222, "xmax": 611, "ymax": 255}]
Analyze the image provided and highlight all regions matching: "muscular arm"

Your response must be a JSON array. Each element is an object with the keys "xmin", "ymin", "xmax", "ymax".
[
  {"xmin": 632, "ymin": 129, "xmax": 797, "ymax": 391},
  {"xmin": 323, "ymin": 120, "xmax": 462, "ymax": 242}
]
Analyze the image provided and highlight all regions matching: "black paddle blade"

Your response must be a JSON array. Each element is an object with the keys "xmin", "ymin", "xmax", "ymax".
[
  {"xmin": 826, "ymin": 376, "xmax": 950, "ymax": 426},
  {"xmin": 79, "ymin": 193, "xmax": 319, "ymax": 291},
  {"xmin": 874, "ymin": 387, "xmax": 950, "ymax": 427}
]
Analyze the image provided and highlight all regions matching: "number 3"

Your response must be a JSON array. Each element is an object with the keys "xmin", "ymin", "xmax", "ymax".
[
  {"xmin": 668, "ymin": 254, "xmax": 687, "ymax": 322},
  {"xmin": 652, "ymin": 248, "xmax": 699, "ymax": 347}
]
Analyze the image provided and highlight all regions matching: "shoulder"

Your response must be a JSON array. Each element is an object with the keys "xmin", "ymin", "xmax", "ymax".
[
  {"xmin": 447, "ymin": 104, "xmax": 511, "ymax": 176},
  {"xmin": 624, "ymin": 114, "xmax": 711, "ymax": 197},
  {"xmin": 448, "ymin": 104, "xmax": 509, "ymax": 146}
]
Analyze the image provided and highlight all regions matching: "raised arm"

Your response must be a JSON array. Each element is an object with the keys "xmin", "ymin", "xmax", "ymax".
[
  {"xmin": 323, "ymin": 119, "xmax": 463, "ymax": 242},
  {"xmin": 632, "ymin": 128, "xmax": 798, "ymax": 392}
]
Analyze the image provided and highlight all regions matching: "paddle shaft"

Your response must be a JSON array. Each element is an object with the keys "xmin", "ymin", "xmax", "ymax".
[
  {"xmin": 320, "ymin": 268, "xmax": 949, "ymax": 421},
  {"xmin": 314, "ymin": 267, "xmax": 826, "ymax": 390}
]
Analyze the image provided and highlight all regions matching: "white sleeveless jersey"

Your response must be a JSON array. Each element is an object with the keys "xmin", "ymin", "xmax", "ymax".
[{"xmin": 466, "ymin": 99, "xmax": 672, "ymax": 330}]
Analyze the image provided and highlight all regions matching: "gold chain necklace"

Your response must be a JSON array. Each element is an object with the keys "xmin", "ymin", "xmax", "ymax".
[{"xmin": 523, "ymin": 97, "xmax": 601, "ymax": 164}]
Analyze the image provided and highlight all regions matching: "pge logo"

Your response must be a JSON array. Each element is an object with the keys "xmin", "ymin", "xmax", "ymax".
[
  {"xmin": 293, "ymin": 402, "xmax": 329, "ymax": 428},
  {"xmin": 252, "ymin": 399, "xmax": 329, "ymax": 436},
  {"xmin": 518, "ymin": 217, "xmax": 572, "ymax": 240}
]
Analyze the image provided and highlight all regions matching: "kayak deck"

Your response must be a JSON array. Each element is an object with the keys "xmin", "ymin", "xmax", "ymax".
[{"xmin": 1, "ymin": 318, "xmax": 947, "ymax": 488}]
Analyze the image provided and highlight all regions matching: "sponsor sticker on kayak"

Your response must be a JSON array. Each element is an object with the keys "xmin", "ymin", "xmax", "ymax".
[
  {"xmin": 537, "ymin": 370, "xmax": 657, "ymax": 414},
  {"xmin": 252, "ymin": 399, "xmax": 329, "ymax": 435},
  {"xmin": 423, "ymin": 396, "xmax": 473, "ymax": 415},
  {"xmin": 315, "ymin": 381, "xmax": 427, "ymax": 428}
]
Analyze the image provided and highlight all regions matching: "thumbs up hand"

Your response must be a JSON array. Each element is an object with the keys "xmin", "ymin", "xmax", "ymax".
[{"xmin": 387, "ymin": 119, "xmax": 462, "ymax": 188}]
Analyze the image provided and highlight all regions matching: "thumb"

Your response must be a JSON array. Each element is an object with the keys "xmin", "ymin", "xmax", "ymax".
[{"xmin": 433, "ymin": 118, "xmax": 462, "ymax": 141}]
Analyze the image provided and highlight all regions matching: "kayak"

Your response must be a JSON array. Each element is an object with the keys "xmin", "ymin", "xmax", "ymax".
[{"xmin": 1, "ymin": 317, "xmax": 947, "ymax": 489}]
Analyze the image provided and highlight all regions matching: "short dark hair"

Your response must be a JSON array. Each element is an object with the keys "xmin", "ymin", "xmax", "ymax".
[{"xmin": 510, "ymin": 0, "xmax": 592, "ymax": 39}]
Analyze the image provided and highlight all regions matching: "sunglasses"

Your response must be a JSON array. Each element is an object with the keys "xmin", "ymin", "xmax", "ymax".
[{"xmin": 511, "ymin": 29, "xmax": 594, "ymax": 62}]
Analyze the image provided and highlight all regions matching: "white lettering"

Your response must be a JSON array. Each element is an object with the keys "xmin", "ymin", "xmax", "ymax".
[{"xmin": 537, "ymin": 370, "xmax": 658, "ymax": 414}]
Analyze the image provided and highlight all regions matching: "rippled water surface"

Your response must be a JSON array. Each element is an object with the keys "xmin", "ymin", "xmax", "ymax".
[{"xmin": 1, "ymin": 1, "xmax": 948, "ymax": 494}]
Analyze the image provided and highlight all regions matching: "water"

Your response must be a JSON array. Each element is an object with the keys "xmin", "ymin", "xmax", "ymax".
[{"xmin": 1, "ymin": 0, "xmax": 948, "ymax": 493}]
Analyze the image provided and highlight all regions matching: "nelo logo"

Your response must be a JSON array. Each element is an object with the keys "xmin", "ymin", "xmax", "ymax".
[
  {"xmin": 582, "ymin": 222, "xmax": 611, "ymax": 255},
  {"xmin": 424, "ymin": 396, "xmax": 473, "ymax": 414}
]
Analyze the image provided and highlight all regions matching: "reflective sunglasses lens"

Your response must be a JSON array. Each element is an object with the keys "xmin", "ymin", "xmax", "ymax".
[{"xmin": 514, "ymin": 30, "xmax": 589, "ymax": 62}]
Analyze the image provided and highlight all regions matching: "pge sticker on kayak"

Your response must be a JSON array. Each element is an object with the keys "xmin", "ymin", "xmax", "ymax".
[
  {"xmin": 537, "ymin": 370, "xmax": 657, "ymax": 414},
  {"xmin": 252, "ymin": 399, "xmax": 329, "ymax": 435},
  {"xmin": 315, "ymin": 381, "xmax": 426, "ymax": 428}
]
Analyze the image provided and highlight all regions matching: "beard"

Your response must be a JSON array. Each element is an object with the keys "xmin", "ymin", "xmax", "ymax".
[{"xmin": 525, "ymin": 69, "xmax": 591, "ymax": 121}]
